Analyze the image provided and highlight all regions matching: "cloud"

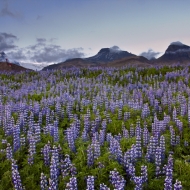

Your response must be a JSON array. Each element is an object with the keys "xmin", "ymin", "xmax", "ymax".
[
  {"xmin": 5, "ymin": 37, "xmax": 85, "ymax": 64},
  {"xmin": 27, "ymin": 38, "xmax": 47, "ymax": 50},
  {"xmin": 7, "ymin": 48, "xmax": 27, "ymax": 60},
  {"xmin": 30, "ymin": 45, "xmax": 84, "ymax": 63},
  {"xmin": 139, "ymin": 49, "xmax": 160, "ymax": 60},
  {"xmin": 170, "ymin": 41, "xmax": 184, "ymax": 46},
  {"xmin": 109, "ymin": 45, "xmax": 121, "ymax": 53},
  {"xmin": 36, "ymin": 38, "xmax": 47, "ymax": 44},
  {"xmin": 0, "ymin": 0, "xmax": 22, "ymax": 19},
  {"xmin": 0, "ymin": 32, "xmax": 18, "ymax": 51}
]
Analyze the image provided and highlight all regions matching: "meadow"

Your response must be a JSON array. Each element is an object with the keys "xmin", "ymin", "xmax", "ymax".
[{"xmin": 0, "ymin": 65, "xmax": 189, "ymax": 190}]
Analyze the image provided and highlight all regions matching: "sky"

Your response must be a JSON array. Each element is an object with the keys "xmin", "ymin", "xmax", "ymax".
[{"xmin": 0, "ymin": 0, "xmax": 190, "ymax": 65}]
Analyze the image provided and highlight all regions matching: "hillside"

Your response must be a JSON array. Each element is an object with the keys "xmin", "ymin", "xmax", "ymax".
[{"xmin": 0, "ymin": 62, "xmax": 31, "ymax": 72}]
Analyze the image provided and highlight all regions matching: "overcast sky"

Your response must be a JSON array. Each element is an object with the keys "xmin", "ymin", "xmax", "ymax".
[{"xmin": 1, "ymin": 0, "xmax": 190, "ymax": 64}]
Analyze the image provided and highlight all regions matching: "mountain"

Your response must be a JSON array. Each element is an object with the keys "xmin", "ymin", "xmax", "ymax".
[
  {"xmin": 42, "ymin": 58, "xmax": 96, "ymax": 70},
  {"xmin": 152, "ymin": 41, "xmax": 190, "ymax": 65},
  {"xmin": 85, "ymin": 46, "xmax": 136, "ymax": 63},
  {"xmin": 0, "ymin": 62, "xmax": 32, "ymax": 72},
  {"xmin": 42, "ymin": 46, "xmax": 138, "ymax": 70},
  {"xmin": 20, "ymin": 42, "xmax": 190, "ymax": 71}
]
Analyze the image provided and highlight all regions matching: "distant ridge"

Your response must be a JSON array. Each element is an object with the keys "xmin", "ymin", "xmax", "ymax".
[
  {"xmin": 0, "ymin": 62, "xmax": 32, "ymax": 72},
  {"xmin": 103, "ymin": 56, "xmax": 151, "ymax": 67}
]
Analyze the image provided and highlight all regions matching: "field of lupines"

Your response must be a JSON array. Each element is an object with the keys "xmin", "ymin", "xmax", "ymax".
[{"xmin": 1, "ymin": 65, "xmax": 190, "ymax": 190}]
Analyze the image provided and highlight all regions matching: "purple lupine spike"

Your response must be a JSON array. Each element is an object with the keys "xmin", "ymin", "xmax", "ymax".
[
  {"xmin": 60, "ymin": 154, "xmax": 77, "ymax": 178},
  {"xmin": 28, "ymin": 135, "xmax": 36, "ymax": 165},
  {"xmin": 130, "ymin": 144, "xmax": 136, "ymax": 164},
  {"xmin": 34, "ymin": 122, "xmax": 41, "ymax": 142},
  {"xmin": 164, "ymin": 154, "xmax": 174, "ymax": 190},
  {"xmin": 135, "ymin": 135, "xmax": 142, "ymax": 159},
  {"xmin": 40, "ymin": 173, "xmax": 48, "ymax": 190},
  {"xmin": 20, "ymin": 134, "xmax": 25, "ymax": 147},
  {"xmin": 128, "ymin": 163, "xmax": 135, "ymax": 181},
  {"xmin": 92, "ymin": 140, "xmax": 100, "ymax": 159},
  {"xmin": 130, "ymin": 124, "xmax": 135, "ymax": 137},
  {"xmin": 100, "ymin": 183, "xmax": 110, "ymax": 190},
  {"xmin": 87, "ymin": 144, "xmax": 94, "ymax": 166},
  {"xmin": 160, "ymin": 135, "xmax": 165, "ymax": 163},
  {"xmin": 65, "ymin": 127, "xmax": 76, "ymax": 152},
  {"xmin": 11, "ymin": 159, "xmax": 23, "ymax": 190},
  {"xmin": 122, "ymin": 127, "xmax": 129, "ymax": 139},
  {"xmin": 174, "ymin": 180, "xmax": 182, "ymax": 190},
  {"xmin": 41, "ymin": 142, "xmax": 51, "ymax": 166},
  {"xmin": 65, "ymin": 176, "xmax": 78, "ymax": 190},
  {"xmin": 99, "ymin": 129, "xmax": 105, "ymax": 145},
  {"xmin": 141, "ymin": 165, "xmax": 148, "ymax": 183},
  {"xmin": 109, "ymin": 168, "xmax": 125, "ymax": 190},
  {"xmin": 164, "ymin": 176, "xmax": 173, "ymax": 190},
  {"xmin": 86, "ymin": 176, "xmax": 95, "ymax": 190},
  {"xmin": 143, "ymin": 126, "xmax": 149, "ymax": 147},
  {"xmin": 49, "ymin": 155, "xmax": 58, "ymax": 190},
  {"xmin": 109, "ymin": 137, "xmax": 123, "ymax": 164},
  {"xmin": 6, "ymin": 143, "xmax": 13, "ymax": 160},
  {"xmin": 13, "ymin": 124, "xmax": 20, "ymax": 152},
  {"xmin": 155, "ymin": 146, "xmax": 162, "ymax": 177},
  {"xmin": 134, "ymin": 176, "xmax": 143, "ymax": 190},
  {"xmin": 175, "ymin": 135, "xmax": 180, "ymax": 145},
  {"xmin": 53, "ymin": 120, "xmax": 59, "ymax": 142}
]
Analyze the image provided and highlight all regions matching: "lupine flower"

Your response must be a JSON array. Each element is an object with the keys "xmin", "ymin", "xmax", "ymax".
[
  {"xmin": 11, "ymin": 159, "xmax": 23, "ymax": 190},
  {"xmin": 6, "ymin": 143, "xmax": 13, "ymax": 160},
  {"xmin": 40, "ymin": 173, "xmax": 48, "ymax": 190},
  {"xmin": 100, "ymin": 183, "xmax": 110, "ymax": 190},
  {"xmin": 109, "ymin": 168, "xmax": 125, "ymax": 190},
  {"xmin": 141, "ymin": 165, "xmax": 148, "ymax": 183},
  {"xmin": 87, "ymin": 144, "xmax": 94, "ymax": 166},
  {"xmin": 86, "ymin": 176, "xmax": 94, "ymax": 190},
  {"xmin": 13, "ymin": 124, "xmax": 20, "ymax": 152},
  {"xmin": 134, "ymin": 176, "xmax": 143, "ymax": 190},
  {"xmin": 164, "ymin": 154, "xmax": 174, "ymax": 190},
  {"xmin": 135, "ymin": 135, "xmax": 142, "ymax": 159},
  {"xmin": 160, "ymin": 135, "xmax": 165, "ymax": 162},
  {"xmin": 92, "ymin": 140, "xmax": 100, "ymax": 159},
  {"xmin": 174, "ymin": 179, "xmax": 182, "ymax": 190},
  {"xmin": 143, "ymin": 126, "xmax": 149, "ymax": 147},
  {"xmin": 49, "ymin": 155, "xmax": 58, "ymax": 190},
  {"xmin": 66, "ymin": 176, "xmax": 78, "ymax": 190},
  {"xmin": 41, "ymin": 142, "xmax": 51, "ymax": 166}
]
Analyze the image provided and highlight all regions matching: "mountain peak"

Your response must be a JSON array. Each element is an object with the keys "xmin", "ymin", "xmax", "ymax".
[
  {"xmin": 86, "ymin": 46, "xmax": 135, "ymax": 63},
  {"xmin": 98, "ymin": 46, "xmax": 122, "ymax": 54},
  {"xmin": 98, "ymin": 48, "xmax": 110, "ymax": 54},
  {"xmin": 166, "ymin": 42, "xmax": 190, "ymax": 53},
  {"xmin": 154, "ymin": 41, "xmax": 190, "ymax": 64},
  {"xmin": 170, "ymin": 41, "xmax": 184, "ymax": 46}
]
